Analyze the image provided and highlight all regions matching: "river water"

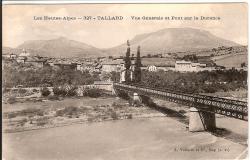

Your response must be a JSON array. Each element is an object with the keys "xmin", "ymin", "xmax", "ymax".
[{"xmin": 3, "ymin": 117, "xmax": 247, "ymax": 160}]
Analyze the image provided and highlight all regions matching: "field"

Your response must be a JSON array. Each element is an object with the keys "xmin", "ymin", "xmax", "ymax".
[{"xmin": 213, "ymin": 53, "xmax": 247, "ymax": 68}]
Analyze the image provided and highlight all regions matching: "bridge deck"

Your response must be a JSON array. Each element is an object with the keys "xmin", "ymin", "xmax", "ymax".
[{"xmin": 114, "ymin": 83, "xmax": 248, "ymax": 121}]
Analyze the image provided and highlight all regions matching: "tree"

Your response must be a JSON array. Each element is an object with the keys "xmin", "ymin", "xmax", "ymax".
[
  {"xmin": 241, "ymin": 62, "xmax": 246, "ymax": 68},
  {"xmin": 134, "ymin": 46, "xmax": 142, "ymax": 83},
  {"xmin": 124, "ymin": 40, "xmax": 131, "ymax": 83}
]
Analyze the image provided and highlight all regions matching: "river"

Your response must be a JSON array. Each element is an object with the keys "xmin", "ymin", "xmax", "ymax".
[{"xmin": 3, "ymin": 117, "xmax": 247, "ymax": 160}]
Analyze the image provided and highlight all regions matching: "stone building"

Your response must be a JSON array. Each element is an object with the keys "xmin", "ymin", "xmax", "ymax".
[
  {"xmin": 147, "ymin": 65, "xmax": 157, "ymax": 72},
  {"xmin": 175, "ymin": 60, "xmax": 206, "ymax": 72},
  {"xmin": 102, "ymin": 59, "xmax": 124, "ymax": 72}
]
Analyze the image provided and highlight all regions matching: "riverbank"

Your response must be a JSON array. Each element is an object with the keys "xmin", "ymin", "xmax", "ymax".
[{"xmin": 3, "ymin": 97, "xmax": 164, "ymax": 133}]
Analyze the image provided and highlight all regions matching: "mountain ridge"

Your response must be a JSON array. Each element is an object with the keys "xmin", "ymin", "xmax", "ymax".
[
  {"xmin": 104, "ymin": 27, "xmax": 239, "ymax": 56},
  {"xmin": 3, "ymin": 28, "xmax": 240, "ymax": 57},
  {"xmin": 16, "ymin": 37, "xmax": 105, "ymax": 58}
]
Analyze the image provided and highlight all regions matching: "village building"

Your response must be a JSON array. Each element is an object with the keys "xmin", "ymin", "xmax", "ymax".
[
  {"xmin": 47, "ymin": 60, "xmax": 55, "ymax": 67},
  {"xmin": 53, "ymin": 62, "xmax": 78, "ymax": 70},
  {"xmin": 19, "ymin": 49, "xmax": 30, "ymax": 57},
  {"xmin": 83, "ymin": 64, "xmax": 94, "ymax": 72},
  {"xmin": 16, "ymin": 56, "xmax": 46, "ymax": 67},
  {"xmin": 175, "ymin": 60, "xmax": 206, "ymax": 72},
  {"xmin": 25, "ymin": 57, "xmax": 46, "ymax": 68},
  {"xmin": 16, "ymin": 56, "xmax": 27, "ymax": 63},
  {"xmin": 94, "ymin": 64, "xmax": 102, "ymax": 72},
  {"xmin": 77, "ymin": 63, "xmax": 82, "ymax": 71},
  {"xmin": 147, "ymin": 65, "xmax": 157, "ymax": 72},
  {"xmin": 2, "ymin": 54, "xmax": 10, "ymax": 59},
  {"xmin": 10, "ymin": 53, "xmax": 17, "ymax": 60},
  {"xmin": 80, "ymin": 62, "xmax": 101, "ymax": 73},
  {"xmin": 2, "ymin": 53, "xmax": 18, "ymax": 60},
  {"xmin": 102, "ymin": 59, "xmax": 124, "ymax": 72}
]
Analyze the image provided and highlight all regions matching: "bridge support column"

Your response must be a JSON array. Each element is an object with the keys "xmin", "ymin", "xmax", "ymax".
[
  {"xmin": 133, "ymin": 93, "xmax": 142, "ymax": 102},
  {"xmin": 189, "ymin": 107, "xmax": 216, "ymax": 132}
]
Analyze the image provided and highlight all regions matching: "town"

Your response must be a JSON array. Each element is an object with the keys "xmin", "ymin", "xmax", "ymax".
[{"xmin": 2, "ymin": 45, "xmax": 247, "ymax": 74}]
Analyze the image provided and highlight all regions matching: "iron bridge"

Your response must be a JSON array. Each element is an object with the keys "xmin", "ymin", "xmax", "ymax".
[{"xmin": 114, "ymin": 83, "xmax": 248, "ymax": 121}]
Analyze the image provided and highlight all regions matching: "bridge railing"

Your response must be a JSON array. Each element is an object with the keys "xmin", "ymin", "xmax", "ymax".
[{"xmin": 114, "ymin": 83, "xmax": 248, "ymax": 121}]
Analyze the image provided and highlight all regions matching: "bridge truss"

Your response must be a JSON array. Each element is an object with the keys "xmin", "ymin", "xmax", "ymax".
[{"xmin": 114, "ymin": 83, "xmax": 248, "ymax": 121}]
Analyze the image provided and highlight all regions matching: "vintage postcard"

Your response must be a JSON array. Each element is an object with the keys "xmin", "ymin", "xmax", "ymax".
[{"xmin": 2, "ymin": 2, "xmax": 248, "ymax": 160}]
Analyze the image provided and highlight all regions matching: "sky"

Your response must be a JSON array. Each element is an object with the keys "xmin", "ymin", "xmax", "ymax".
[{"xmin": 2, "ymin": 3, "xmax": 248, "ymax": 48}]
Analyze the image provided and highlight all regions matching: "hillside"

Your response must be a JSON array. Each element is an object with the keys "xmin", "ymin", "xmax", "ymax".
[
  {"xmin": 214, "ymin": 54, "xmax": 247, "ymax": 68},
  {"xmin": 105, "ymin": 28, "xmax": 239, "ymax": 56},
  {"xmin": 2, "ymin": 47, "xmax": 22, "ymax": 55},
  {"xmin": 16, "ymin": 37, "xmax": 105, "ymax": 58}
]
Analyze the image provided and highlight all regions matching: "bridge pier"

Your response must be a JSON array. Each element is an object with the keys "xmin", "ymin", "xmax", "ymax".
[
  {"xmin": 133, "ymin": 93, "xmax": 142, "ymax": 102},
  {"xmin": 189, "ymin": 107, "xmax": 216, "ymax": 132}
]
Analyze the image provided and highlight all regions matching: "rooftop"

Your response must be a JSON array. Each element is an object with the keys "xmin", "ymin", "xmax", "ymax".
[
  {"xmin": 175, "ymin": 60, "xmax": 192, "ymax": 64},
  {"xmin": 102, "ymin": 59, "xmax": 124, "ymax": 65}
]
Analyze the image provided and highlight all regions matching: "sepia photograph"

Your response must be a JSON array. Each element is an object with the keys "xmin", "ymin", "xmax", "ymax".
[{"xmin": 2, "ymin": 2, "xmax": 248, "ymax": 160}]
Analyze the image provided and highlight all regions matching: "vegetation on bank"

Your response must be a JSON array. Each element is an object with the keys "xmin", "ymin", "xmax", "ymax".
[
  {"xmin": 2, "ymin": 98, "xmax": 160, "ymax": 133},
  {"xmin": 138, "ymin": 69, "xmax": 247, "ymax": 94},
  {"xmin": 3, "ymin": 84, "xmax": 106, "ymax": 104},
  {"xmin": 2, "ymin": 64, "xmax": 100, "ymax": 88}
]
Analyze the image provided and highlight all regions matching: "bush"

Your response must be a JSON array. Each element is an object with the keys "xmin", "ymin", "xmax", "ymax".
[
  {"xmin": 32, "ymin": 88, "xmax": 39, "ymax": 93},
  {"xmin": 7, "ymin": 112, "xmax": 17, "ymax": 119},
  {"xmin": 202, "ymin": 85, "xmax": 217, "ymax": 93},
  {"xmin": 7, "ymin": 96, "xmax": 16, "ymax": 104},
  {"xmin": 55, "ymin": 110, "xmax": 64, "ymax": 117},
  {"xmin": 18, "ymin": 88, "xmax": 27, "ymax": 94},
  {"xmin": 19, "ymin": 108, "xmax": 43, "ymax": 116},
  {"xmin": 3, "ymin": 65, "xmax": 100, "ymax": 88},
  {"xmin": 37, "ymin": 110, "xmax": 44, "ymax": 116},
  {"xmin": 112, "ymin": 102, "xmax": 123, "ymax": 109},
  {"xmin": 117, "ymin": 90, "xmax": 129, "ymax": 100},
  {"xmin": 12, "ymin": 89, "xmax": 18, "ymax": 93},
  {"xmin": 133, "ymin": 100, "xmax": 142, "ymax": 107},
  {"xmin": 53, "ymin": 86, "xmax": 67, "ymax": 96},
  {"xmin": 55, "ymin": 106, "xmax": 79, "ymax": 117},
  {"xmin": 87, "ymin": 117, "xmax": 95, "ymax": 122},
  {"xmin": 110, "ymin": 111, "xmax": 119, "ymax": 120},
  {"xmin": 64, "ymin": 106, "xmax": 78, "ymax": 115},
  {"xmin": 41, "ymin": 87, "xmax": 50, "ymax": 97},
  {"xmin": 82, "ymin": 87, "xmax": 101, "ymax": 98},
  {"xmin": 127, "ymin": 114, "xmax": 133, "ymax": 119},
  {"xmin": 67, "ymin": 86, "xmax": 78, "ymax": 96},
  {"xmin": 36, "ymin": 117, "xmax": 49, "ymax": 126},
  {"xmin": 48, "ymin": 95, "xmax": 59, "ymax": 100},
  {"xmin": 3, "ymin": 88, "xmax": 11, "ymax": 93},
  {"xmin": 178, "ymin": 110, "xmax": 186, "ymax": 114},
  {"xmin": 19, "ymin": 118, "xmax": 28, "ymax": 126},
  {"xmin": 53, "ymin": 85, "xmax": 77, "ymax": 97}
]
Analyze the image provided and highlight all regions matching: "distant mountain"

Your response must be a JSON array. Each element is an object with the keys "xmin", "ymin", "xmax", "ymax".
[
  {"xmin": 105, "ymin": 28, "xmax": 239, "ymax": 56},
  {"xmin": 3, "ymin": 28, "xmax": 240, "ymax": 58},
  {"xmin": 2, "ymin": 47, "xmax": 22, "ymax": 55},
  {"xmin": 15, "ymin": 37, "xmax": 105, "ymax": 58}
]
